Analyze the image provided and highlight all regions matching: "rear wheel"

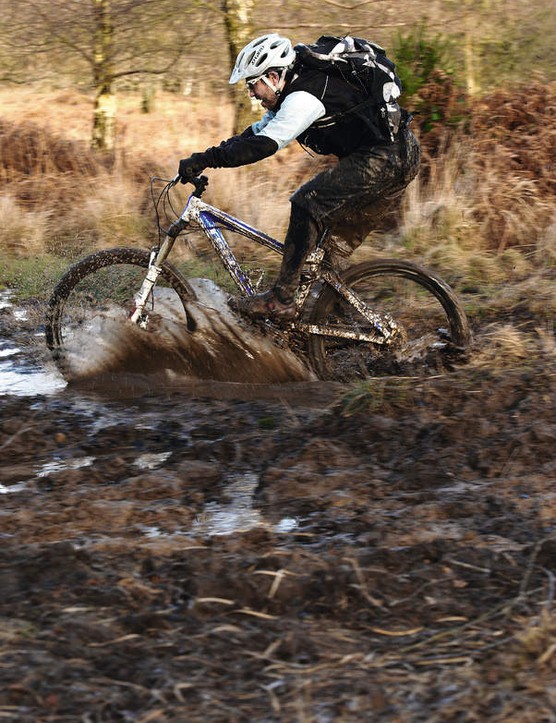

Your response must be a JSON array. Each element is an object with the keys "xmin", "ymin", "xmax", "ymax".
[
  {"xmin": 45, "ymin": 247, "xmax": 197, "ymax": 376},
  {"xmin": 307, "ymin": 259, "xmax": 470, "ymax": 381}
]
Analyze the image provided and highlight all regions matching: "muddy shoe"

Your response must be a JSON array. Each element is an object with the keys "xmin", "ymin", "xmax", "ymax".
[{"xmin": 233, "ymin": 290, "xmax": 296, "ymax": 322}]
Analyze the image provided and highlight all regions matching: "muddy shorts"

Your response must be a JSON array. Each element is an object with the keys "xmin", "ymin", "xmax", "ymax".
[{"xmin": 290, "ymin": 127, "xmax": 421, "ymax": 259}]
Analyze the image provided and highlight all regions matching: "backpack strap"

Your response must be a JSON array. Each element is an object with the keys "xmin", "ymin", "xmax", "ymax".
[{"xmin": 311, "ymin": 97, "xmax": 403, "ymax": 143}]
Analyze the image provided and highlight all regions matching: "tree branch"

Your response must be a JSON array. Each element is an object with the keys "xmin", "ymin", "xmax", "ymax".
[
  {"xmin": 320, "ymin": 0, "xmax": 386, "ymax": 7},
  {"xmin": 111, "ymin": 44, "xmax": 190, "ymax": 80},
  {"xmin": 278, "ymin": 22, "xmax": 408, "ymax": 30}
]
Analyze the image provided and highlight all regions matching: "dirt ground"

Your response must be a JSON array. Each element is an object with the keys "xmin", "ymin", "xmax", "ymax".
[{"xmin": 1, "ymin": 302, "xmax": 556, "ymax": 722}]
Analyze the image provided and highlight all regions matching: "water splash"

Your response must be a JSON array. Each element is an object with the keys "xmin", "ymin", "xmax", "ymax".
[{"xmin": 59, "ymin": 279, "xmax": 315, "ymax": 385}]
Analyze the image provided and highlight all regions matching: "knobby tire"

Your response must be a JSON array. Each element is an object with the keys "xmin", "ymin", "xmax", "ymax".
[
  {"xmin": 45, "ymin": 247, "xmax": 197, "ymax": 374},
  {"xmin": 307, "ymin": 258, "xmax": 470, "ymax": 381}
]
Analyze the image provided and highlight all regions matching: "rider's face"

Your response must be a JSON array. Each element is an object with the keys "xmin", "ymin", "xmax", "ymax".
[{"xmin": 247, "ymin": 71, "xmax": 280, "ymax": 111}]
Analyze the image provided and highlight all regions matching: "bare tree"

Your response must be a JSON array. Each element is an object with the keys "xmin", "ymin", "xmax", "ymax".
[
  {"xmin": 0, "ymin": 0, "xmax": 204, "ymax": 151},
  {"xmin": 222, "ymin": 0, "xmax": 259, "ymax": 133},
  {"xmin": 92, "ymin": 0, "xmax": 116, "ymax": 150},
  {"xmin": 1, "ymin": 0, "xmax": 550, "ymax": 150}
]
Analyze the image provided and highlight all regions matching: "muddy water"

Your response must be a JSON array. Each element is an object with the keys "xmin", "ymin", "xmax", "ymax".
[
  {"xmin": 0, "ymin": 283, "xmax": 340, "ymax": 541},
  {"xmin": 0, "ymin": 291, "xmax": 66, "ymax": 396},
  {"xmin": 1, "ymin": 280, "xmax": 324, "ymax": 397},
  {"xmin": 55, "ymin": 279, "xmax": 315, "ymax": 385},
  {"xmin": 3, "ymin": 284, "xmax": 556, "ymax": 720}
]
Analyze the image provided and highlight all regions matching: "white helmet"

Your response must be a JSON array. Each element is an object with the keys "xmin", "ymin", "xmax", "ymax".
[{"xmin": 229, "ymin": 33, "xmax": 296, "ymax": 84}]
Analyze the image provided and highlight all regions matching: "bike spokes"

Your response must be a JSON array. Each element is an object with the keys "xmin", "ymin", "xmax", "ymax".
[{"xmin": 307, "ymin": 260, "xmax": 470, "ymax": 380}]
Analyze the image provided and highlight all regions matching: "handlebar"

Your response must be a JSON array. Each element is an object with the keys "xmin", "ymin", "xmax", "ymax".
[{"xmin": 172, "ymin": 173, "xmax": 209, "ymax": 198}]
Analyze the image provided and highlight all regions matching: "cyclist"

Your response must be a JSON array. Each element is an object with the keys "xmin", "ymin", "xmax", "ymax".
[{"xmin": 178, "ymin": 33, "xmax": 420, "ymax": 321}]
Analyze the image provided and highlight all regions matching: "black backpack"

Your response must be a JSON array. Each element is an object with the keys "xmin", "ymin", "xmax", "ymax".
[{"xmin": 294, "ymin": 35, "xmax": 403, "ymax": 142}]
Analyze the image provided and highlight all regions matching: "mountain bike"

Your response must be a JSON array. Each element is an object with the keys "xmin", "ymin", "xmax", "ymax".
[{"xmin": 45, "ymin": 174, "xmax": 470, "ymax": 382}]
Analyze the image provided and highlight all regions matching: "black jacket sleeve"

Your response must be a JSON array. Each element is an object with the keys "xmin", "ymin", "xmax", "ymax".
[{"xmin": 200, "ymin": 133, "xmax": 279, "ymax": 169}]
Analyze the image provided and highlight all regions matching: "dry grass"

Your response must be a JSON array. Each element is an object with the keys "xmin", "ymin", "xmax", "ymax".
[
  {"xmin": 0, "ymin": 194, "xmax": 51, "ymax": 256},
  {"xmin": 470, "ymin": 323, "xmax": 551, "ymax": 368},
  {"xmin": 405, "ymin": 81, "xmax": 556, "ymax": 263},
  {"xmin": 470, "ymin": 81, "xmax": 556, "ymax": 198},
  {"xmin": 0, "ymin": 87, "xmax": 318, "ymax": 259},
  {"xmin": 399, "ymin": 83, "xmax": 556, "ymax": 297},
  {"xmin": 0, "ymin": 82, "xmax": 555, "ymax": 318}
]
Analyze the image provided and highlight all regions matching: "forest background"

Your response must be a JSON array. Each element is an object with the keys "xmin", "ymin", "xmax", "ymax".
[
  {"xmin": 1, "ymin": 5, "xmax": 556, "ymax": 719},
  {"xmin": 0, "ymin": 0, "xmax": 555, "ymax": 339}
]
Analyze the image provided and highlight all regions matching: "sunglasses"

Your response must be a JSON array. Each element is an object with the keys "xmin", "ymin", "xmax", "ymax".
[{"xmin": 245, "ymin": 75, "xmax": 265, "ymax": 89}]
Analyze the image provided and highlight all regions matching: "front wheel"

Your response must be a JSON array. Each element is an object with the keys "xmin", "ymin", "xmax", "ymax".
[
  {"xmin": 45, "ymin": 247, "xmax": 197, "ymax": 376},
  {"xmin": 307, "ymin": 259, "xmax": 470, "ymax": 381}
]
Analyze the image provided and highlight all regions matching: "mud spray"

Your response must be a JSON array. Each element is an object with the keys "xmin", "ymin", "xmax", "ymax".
[{"xmin": 60, "ymin": 279, "xmax": 315, "ymax": 390}]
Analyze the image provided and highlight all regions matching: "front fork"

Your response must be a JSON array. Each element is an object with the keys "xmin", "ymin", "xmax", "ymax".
[{"xmin": 129, "ymin": 221, "xmax": 183, "ymax": 325}]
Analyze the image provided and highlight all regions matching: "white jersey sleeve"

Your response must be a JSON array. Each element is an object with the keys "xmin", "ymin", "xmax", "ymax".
[{"xmin": 250, "ymin": 91, "xmax": 326, "ymax": 150}]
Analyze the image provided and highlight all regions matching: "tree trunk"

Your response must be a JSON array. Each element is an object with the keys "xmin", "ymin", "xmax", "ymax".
[
  {"xmin": 221, "ymin": 0, "xmax": 258, "ymax": 134},
  {"xmin": 463, "ymin": 0, "xmax": 480, "ymax": 97},
  {"xmin": 92, "ymin": 88, "xmax": 117, "ymax": 151},
  {"xmin": 91, "ymin": 0, "xmax": 116, "ymax": 151}
]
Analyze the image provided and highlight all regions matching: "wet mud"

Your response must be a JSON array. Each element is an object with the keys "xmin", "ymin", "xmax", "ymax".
[
  {"xmin": 1, "ymin": 295, "xmax": 556, "ymax": 722},
  {"xmin": 53, "ymin": 279, "xmax": 314, "ymax": 385}
]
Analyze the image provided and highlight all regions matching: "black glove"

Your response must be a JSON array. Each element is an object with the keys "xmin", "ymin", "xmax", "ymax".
[
  {"xmin": 178, "ymin": 153, "xmax": 207, "ymax": 182},
  {"xmin": 178, "ymin": 133, "xmax": 278, "ymax": 180}
]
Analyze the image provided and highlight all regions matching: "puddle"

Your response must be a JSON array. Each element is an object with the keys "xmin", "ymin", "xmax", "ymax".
[
  {"xmin": 134, "ymin": 452, "xmax": 172, "ymax": 470},
  {"xmin": 274, "ymin": 517, "xmax": 299, "ymax": 533},
  {"xmin": 0, "ymin": 292, "xmax": 28, "ymax": 321},
  {"xmin": 192, "ymin": 472, "xmax": 261, "ymax": 536},
  {"xmin": 124, "ymin": 473, "xmax": 300, "ymax": 542},
  {"xmin": 36, "ymin": 456, "xmax": 96, "ymax": 478},
  {"xmin": 0, "ymin": 291, "xmax": 66, "ymax": 397},
  {"xmin": 138, "ymin": 515, "xmax": 300, "ymax": 542},
  {"xmin": 0, "ymin": 360, "xmax": 66, "ymax": 397},
  {"xmin": 191, "ymin": 472, "xmax": 300, "ymax": 538},
  {"xmin": 0, "ymin": 346, "xmax": 21, "ymax": 358},
  {"xmin": 193, "ymin": 500, "xmax": 265, "ymax": 537},
  {"xmin": 0, "ymin": 481, "xmax": 30, "ymax": 495}
]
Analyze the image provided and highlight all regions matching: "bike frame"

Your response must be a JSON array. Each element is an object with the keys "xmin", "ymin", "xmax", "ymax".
[
  {"xmin": 180, "ymin": 194, "xmax": 286, "ymax": 296},
  {"xmin": 130, "ymin": 178, "xmax": 397, "ymax": 344}
]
